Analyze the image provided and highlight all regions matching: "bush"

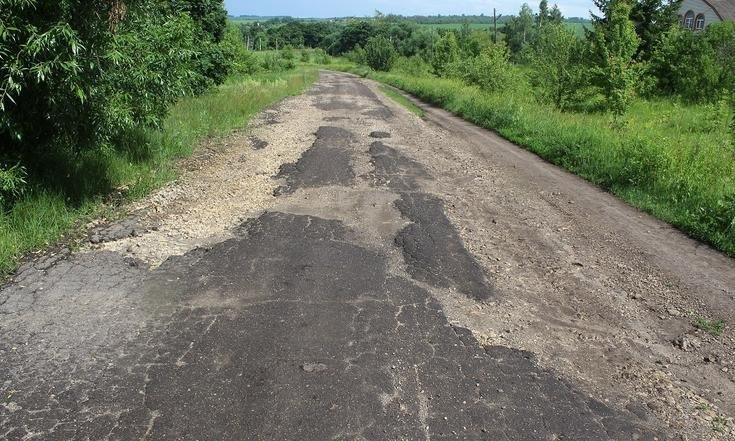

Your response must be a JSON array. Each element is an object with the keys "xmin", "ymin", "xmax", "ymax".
[
  {"xmin": 346, "ymin": 44, "xmax": 367, "ymax": 64},
  {"xmin": 260, "ymin": 53, "xmax": 295, "ymax": 72},
  {"xmin": 432, "ymin": 32, "xmax": 460, "ymax": 76},
  {"xmin": 529, "ymin": 24, "xmax": 591, "ymax": 110},
  {"xmin": 281, "ymin": 45, "xmax": 296, "ymax": 60},
  {"xmin": 363, "ymin": 36, "xmax": 396, "ymax": 72},
  {"xmin": 222, "ymin": 24, "xmax": 261, "ymax": 76},
  {"xmin": 649, "ymin": 27, "xmax": 721, "ymax": 102},
  {"xmin": 0, "ymin": 163, "xmax": 27, "ymax": 210},
  {"xmin": 393, "ymin": 56, "xmax": 432, "ymax": 77},
  {"xmin": 448, "ymin": 43, "xmax": 517, "ymax": 93},
  {"xmin": 0, "ymin": 0, "xmax": 233, "ymax": 169},
  {"xmin": 301, "ymin": 50, "xmax": 311, "ymax": 63},
  {"xmin": 589, "ymin": 0, "xmax": 640, "ymax": 114},
  {"xmin": 313, "ymin": 48, "xmax": 331, "ymax": 65}
]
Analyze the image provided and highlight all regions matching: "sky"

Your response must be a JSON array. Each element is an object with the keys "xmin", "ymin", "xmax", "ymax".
[{"xmin": 224, "ymin": 0, "xmax": 598, "ymax": 20}]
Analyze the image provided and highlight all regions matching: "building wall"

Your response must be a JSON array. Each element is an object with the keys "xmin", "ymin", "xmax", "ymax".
[{"xmin": 679, "ymin": 0, "xmax": 722, "ymax": 29}]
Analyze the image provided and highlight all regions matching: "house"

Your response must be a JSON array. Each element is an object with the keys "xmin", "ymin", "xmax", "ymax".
[{"xmin": 679, "ymin": 0, "xmax": 735, "ymax": 31}]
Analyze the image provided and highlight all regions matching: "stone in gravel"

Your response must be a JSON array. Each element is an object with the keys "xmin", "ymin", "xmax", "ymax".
[
  {"xmin": 673, "ymin": 334, "xmax": 702, "ymax": 351},
  {"xmin": 369, "ymin": 131, "xmax": 391, "ymax": 139},
  {"xmin": 301, "ymin": 363, "xmax": 328, "ymax": 373}
]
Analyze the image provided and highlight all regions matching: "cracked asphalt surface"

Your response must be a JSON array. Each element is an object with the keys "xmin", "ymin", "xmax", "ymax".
[{"xmin": 4, "ymin": 71, "xmax": 732, "ymax": 440}]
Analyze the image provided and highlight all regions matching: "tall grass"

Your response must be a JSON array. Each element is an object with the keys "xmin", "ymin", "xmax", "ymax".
[
  {"xmin": 0, "ymin": 68, "xmax": 318, "ymax": 276},
  {"xmin": 339, "ymin": 65, "xmax": 735, "ymax": 256}
]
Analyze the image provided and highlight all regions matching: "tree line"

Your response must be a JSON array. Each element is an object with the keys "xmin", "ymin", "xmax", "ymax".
[{"xmin": 237, "ymin": 1, "xmax": 734, "ymax": 119}]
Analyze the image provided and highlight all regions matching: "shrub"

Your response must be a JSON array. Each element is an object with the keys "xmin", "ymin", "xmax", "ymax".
[
  {"xmin": 313, "ymin": 48, "xmax": 331, "ymax": 65},
  {"xmin": 649, "ymin": 27, "xmax": 721, "ymax": 102},
  {"xmin": 260, "ymin": 53, "xmax": 295, "ymax": 72},
  {"xmin": 0, "ymin": 0, "xmax": 233, "ymax": 168},
  {"xmin": 281, "ymin": 45, "xmax": 296, "ymax": 60},
  {"xmin": 448, "ymin": 44, "xmax": 517, "ymax": 93},
  {"xmin": 432, "ymin": 32, "xmax": 460, "ymax": 76},
  {"xmin": 346, "ymin": 44, "xmax": 367, "ymax": 64},
  {"xmin": 301, "ymin": 50, "xmax": 311, "ymax": 63},
  {"xmin": 704, "ymin": 21, "xmax": 735, "ymax": 95},
  {"xmin": 589, "ymin": 0, "xmax": 640, "ymax": 114},
  {"xmin": 392, "ymin": 56, "xmax": 432, "ymax": 77},
  {"xmin": 363, "ymin": 36, "xmax": 396, "ymax": 72},
  {"xmin": 0, "ymin": 163, "xmax": 27, "ymax": 210},
  {"xmin": 529, "ymin": 24, "xmax": 591, "ymax": 110}
]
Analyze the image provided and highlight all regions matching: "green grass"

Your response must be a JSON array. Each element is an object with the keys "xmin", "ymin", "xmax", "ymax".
[
  {"xmin": 378, "ymin": 84, "xmax": 426, "ymax": 117},
  {"xmin": 694, "ymin": 318, "xmax": 728, "ymax": 335},
  {"xmin": 713, "ymin": 416, "xmax": 729, "ymax": 433},
  {"xmin": 333, "ymin": 62, "xmax": 735, "ymax": 257},
  {"xmin": 0, "ymin": 68, "xmax": 318, "ymax": 276}
]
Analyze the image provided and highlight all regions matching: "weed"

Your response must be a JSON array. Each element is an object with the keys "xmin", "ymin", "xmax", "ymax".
[
  {"xmin": 378, "ymin": 85, "xmax": 426, "ymax": 118},
  {"xmin": 713, "ymin": 416, "xmax": 728, "ymax": 433},
  {"xmin": 694, "ymin": 318, "xmax": 728, "ymax": 335}
]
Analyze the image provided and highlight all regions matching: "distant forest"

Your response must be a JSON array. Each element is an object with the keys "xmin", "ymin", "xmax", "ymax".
[{"xmin": 228, "ymin": 14, "xmax": 592, "ymax": 24}]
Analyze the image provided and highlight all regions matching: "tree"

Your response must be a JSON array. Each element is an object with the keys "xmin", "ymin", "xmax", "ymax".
[
  {"xmin": 168, "ymin": 0, "xmax": 228, "ymax": 42},
  {"xmin": 432, "ymin": 32, "xmax": 460, "ymax": 76},
  {"xmin": 529, "ymin": 23, "xmax": 589, "ymax": 109},
  {"xmin": 592, "ymin": 0, "xmax": 681, "ymax": 60},
  {"xmin": 331, "ymin": 20, "xmax": 374, "ymax": 55},
  {"xmin": 630, "ymin": 0, "xmax": 681, "ymax": 59},
  {"xmin": 537, "ymin": 0, "xmax": 550, "ymax": 27},
  {"xmin": 0, "ymin": 0, "xmax": 231, "ymax": 182},
  {"xmin": 549, "ymin": 5, "xmax": 564, "ymax": 23},
  {"xmin": 504, "ymin": 4, "xmax": 535, "ymax": 53},
  {"xmin": 534, "ymin": 0, "xmax": 563, "ymax": 29},
  {"xmin": 590, "ymin": 0, "xmax": 640, "ymax": 114},
  {"xmin": 364, "ymin": 36, "xmax": 396, "ymax": 71}
]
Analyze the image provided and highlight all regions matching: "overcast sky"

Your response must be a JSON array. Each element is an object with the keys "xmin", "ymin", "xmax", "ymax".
[{"xmin": 224, "ymin": 0, "xmax": 597, "ymax": 19}]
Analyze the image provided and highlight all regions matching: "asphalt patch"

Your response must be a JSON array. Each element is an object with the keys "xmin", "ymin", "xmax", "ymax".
[
  {"xmin": 89, "ymin": 215, "xmax": 148, "ymax": 244},
  {"xmin": 395, "ymin": 192, "xmax": 493, "ymax": 301},
  {"xmin": 0, "ymin": 212, "xmax": 663, "ymax": 439},
  {"xmin": 249, "ymin": 136, "xmax": 268, "ymax": 150},
  {"xmin": 363, "ymin": 107, "xmax": 394, "ymax": 120},
  {"xmin": 367, "ymin": 141, "xmax": 430, "ymax": 192},
  {"xmin": 274, "ymin": 126, "xmax": 355, "ymax": 195}
]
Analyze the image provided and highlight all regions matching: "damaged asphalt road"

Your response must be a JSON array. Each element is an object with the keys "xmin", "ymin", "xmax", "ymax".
[{"xmin": 3, "ymin": 71, "xmax": 722, "ymax": 440}]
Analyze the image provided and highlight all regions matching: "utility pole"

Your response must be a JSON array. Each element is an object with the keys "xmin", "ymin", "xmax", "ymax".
[{"xmin": 493, "ymin": 9, "xmax": 502, "ymax": 44}]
